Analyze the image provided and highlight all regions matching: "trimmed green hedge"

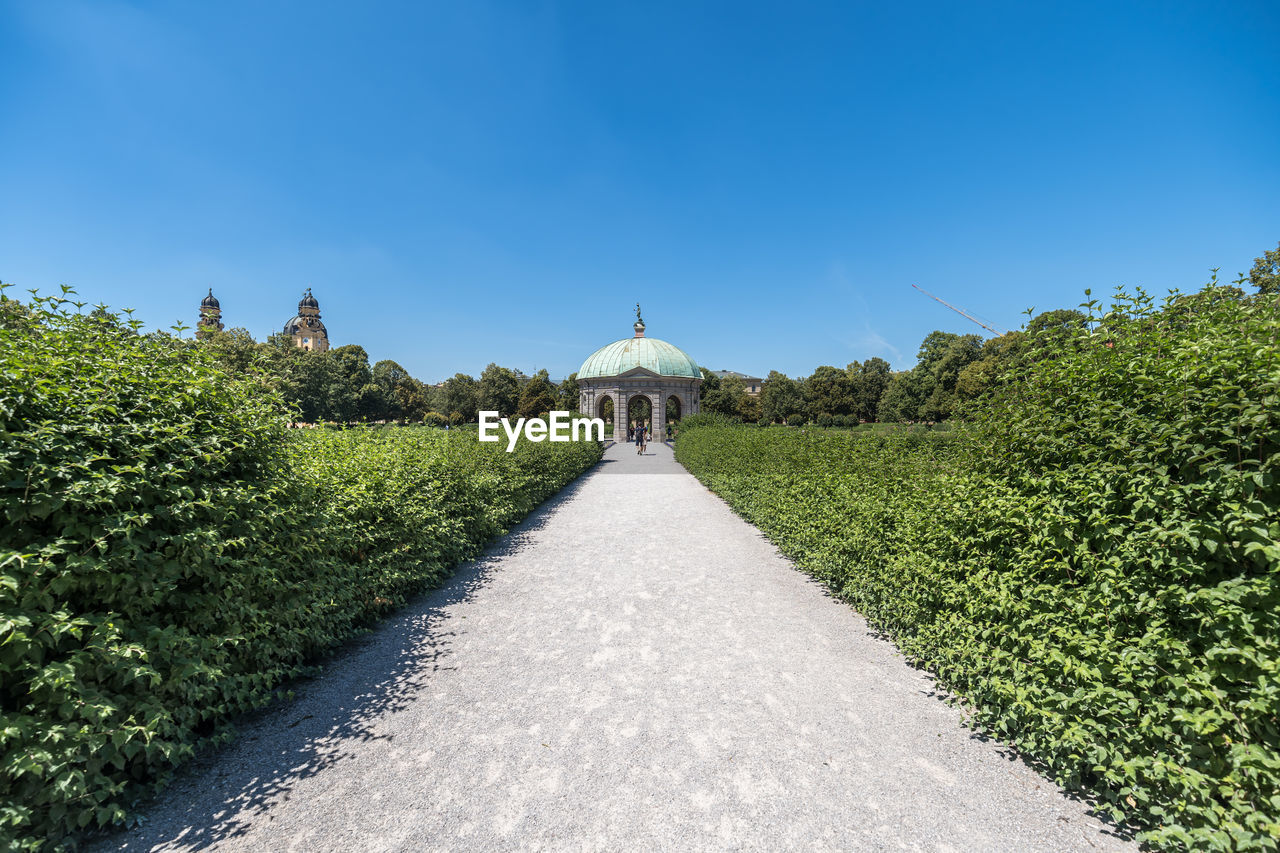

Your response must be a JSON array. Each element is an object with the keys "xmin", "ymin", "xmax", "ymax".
[
  {"xmin": 677, "ymin": 286, "xmax": 1279, "ymax": 850},
  {"xmin": 0, "ymin": 288, "xmax": 601, "ymax": 850}
]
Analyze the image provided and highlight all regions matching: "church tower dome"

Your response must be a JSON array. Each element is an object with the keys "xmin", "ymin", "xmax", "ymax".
[
  {"xmin": 283, "ymin": 288, "xmax": 330, "ymax": 352},
  {"xmin": 197, "ymin": 288, "xmax": 223, "ymax": 335}
]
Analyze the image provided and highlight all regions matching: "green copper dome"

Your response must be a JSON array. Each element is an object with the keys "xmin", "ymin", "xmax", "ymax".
[{"xmin": 578, "ymin": 331, "xmax": 701, "ymax": 379}]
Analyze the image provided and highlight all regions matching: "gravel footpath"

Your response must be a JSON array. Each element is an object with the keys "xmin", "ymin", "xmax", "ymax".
[{"xmin": 92, "ymin": 441, "xmax": 1134, "ymax": 852}]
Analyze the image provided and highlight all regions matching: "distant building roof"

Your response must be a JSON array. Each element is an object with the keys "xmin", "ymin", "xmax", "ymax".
[{"xmin": 712, "ymin": 369, "xmax": 762, "ymax": 382}]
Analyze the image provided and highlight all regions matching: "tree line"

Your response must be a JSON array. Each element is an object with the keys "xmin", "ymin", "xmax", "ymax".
[
  {"xmin": 198, "ymin": 327, "xmax": 581, "ymax": 424},
  {"xmin": 202, "ymin": 238, "xmax": 1280, "ymax": 426},
  {"xmin": 699, "ymin": 325, "xmax": 1025, "ymax": 426}
]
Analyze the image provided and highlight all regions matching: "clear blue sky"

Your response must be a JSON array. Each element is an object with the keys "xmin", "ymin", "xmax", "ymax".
[{"xmin": 2, "ymin": 1, "xmax": 1277, "ymax": 380}]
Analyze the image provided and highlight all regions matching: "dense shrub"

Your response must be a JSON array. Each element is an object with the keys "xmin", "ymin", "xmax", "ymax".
[
  {"xmin": 287, "ymin": 426, "xmax": 602, "ymax": 635},
  {"xmin": 0, "ymin": 289, "xmax": 601, "ymax": 850},
  {"xmin": 676, "ymin": 411, "xmax": 741, "ymax": 432},
  {"xmin": 677, "ymin": 286, "xmax": 1280, "ymax": 849}
]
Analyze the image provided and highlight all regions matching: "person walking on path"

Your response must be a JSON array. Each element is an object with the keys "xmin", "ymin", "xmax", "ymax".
[
  {"xmin": 635, "ymin": 423, "xmax": 644, "ymax": 454},
  {"xmin": 640, "ymin": 425, "xmax": 649, "ymax": 454},
  {"xmin": 666, "ymin": 422, "xmax": 672, "ymax": 441}
]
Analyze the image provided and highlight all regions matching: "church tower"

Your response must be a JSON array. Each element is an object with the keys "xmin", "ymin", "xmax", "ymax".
[
  {"xmin": 283, "ymin": 288, "xmax": 330, "ymax": 352},
  {"xmin": 197, "ymin": 288, "xmax": 223, "ymax": 335}
]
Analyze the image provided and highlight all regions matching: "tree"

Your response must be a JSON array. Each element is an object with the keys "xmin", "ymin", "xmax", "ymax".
[
  {"xmin": 199, "ymin": 327, "xmax": 263, "ymax": 375},
  {"xmin": 395, "ymin": 377, "xmax": 432, "ymax": 422},
  {"xmin": 877, "ymin": 370, "xmax": 928, "ymax": 422},
  {"xmin": 955, "ymin": 331, "xmax": 1024, "ymax": 402},
  {"xmin": 196, "ymin": 329, "xmax": 436, "ymax": 423},
  {"xmin": 330, "ymin": 344, "xmax": 373, "ymax": 390},
  {"xmin": 557, "ymin": 372, "xmax": 580, "ymax": 412},
  {"xmin": 919, "ymin": 385, "xmax": 956, "ymax": 422},
  {"xmin": 802, "ymin": 365, "xmax": 857, "ymax": 418},
  {"xmin": 372, "ymin": 359, "xmax": 410, "ymax": 388},
  {"xmin": 916, "ymin": 330, "xmax": 961, "ymax": 369},
  {"xmin": 703, "ymin": 374, "xmax": 747, "ymax": 417},
  {"xmin": 419, "ymin": 382, "xmax": 443, "ymax": 416},
  {"xmin": 1247, "ymin": 240, "xmax": 1280, "ymax": 295},
  {"xmin": 478, "ymin": 363, "xmax": 520, "ymax": 416},
  {"xmin": 356, "ymin": 382, "xmax": 387, "ymax": 422},
  {"xmin": 441, "ymin": 373, "xmax": 479, "ymax": 422},
  {"xmin": 930, "ymin": 334, "xmax": 984, "ymax": 391},
  {"xmin": 279, "ymin": 349, "xmax": 347, "ymax": 422},
  {"xmin": 516, "ymin": 369, "xmax": 557, "ymax": 419},
  {"xmin": 875, "ymin": 330, "xmax": 987, "ymax": 423},
  {"xmin": 324, "ymin": 344, "xmax": 373, "ymax": 422},
  {"xmin": 760, "ymin": 371, "xmax": 803, "ymax": 424},
  {"xmin": 372, "ymin": 360, "xmax": 415, "ymax": 421},
  {"xmin": 699, "ymin": 367, "xmax": 721, "ymax": 401},
  {"xmin": 848, "ymin": 358, "xmax": 891, "ymax": 422}
]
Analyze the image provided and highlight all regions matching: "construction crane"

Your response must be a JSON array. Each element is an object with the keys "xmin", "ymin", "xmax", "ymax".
[{"xmin": 911, "ymin": 284, "xmax": 1007, "ymax": 336}]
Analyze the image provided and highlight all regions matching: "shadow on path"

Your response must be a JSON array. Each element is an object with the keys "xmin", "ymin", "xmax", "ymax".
[{"xmin": 91, "ymin": 472, "xmax": 597, "ymax": 851}]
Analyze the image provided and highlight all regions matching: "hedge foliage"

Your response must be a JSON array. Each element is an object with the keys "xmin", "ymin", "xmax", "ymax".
[
  {"xmin": 0, "ymin": 287, "xmax": 601, "ymax": 850},
  {"xmin": 676, "ymin": 286, "xmax": 1279, "ymax": 850}
]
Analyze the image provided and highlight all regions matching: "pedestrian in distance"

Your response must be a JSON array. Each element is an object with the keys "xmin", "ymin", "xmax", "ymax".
[{"xmin": 635, "ymin": 423, "xmax": 644, "ymax": 454}]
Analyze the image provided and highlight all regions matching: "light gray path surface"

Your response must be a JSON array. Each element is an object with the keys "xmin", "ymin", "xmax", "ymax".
[{"xmin": 95, "ymin": 442, "xmax": 1133, "ymax": 852}]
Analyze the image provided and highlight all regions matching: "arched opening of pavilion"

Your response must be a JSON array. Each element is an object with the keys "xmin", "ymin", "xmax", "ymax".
[{"xmin": 626, "ymin": 394, "xmax": 652, "ymax": 437}]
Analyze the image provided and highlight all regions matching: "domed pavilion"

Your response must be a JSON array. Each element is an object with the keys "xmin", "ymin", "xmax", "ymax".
[{"xmin": 577, "ymin": 306, "xmax": 701, "ymax": 436}]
